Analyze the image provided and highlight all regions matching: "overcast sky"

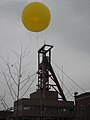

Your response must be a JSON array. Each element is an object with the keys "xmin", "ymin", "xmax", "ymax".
[{"xmin": 0, "ymin": 0, "xmax": 90, "ymax": 108}]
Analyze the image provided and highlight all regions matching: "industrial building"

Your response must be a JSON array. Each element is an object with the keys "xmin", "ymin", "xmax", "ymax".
[
  {"xmin": 0, "ymin": 110, "xmax": 13, "ymax": 120},
  {"xmin": 14, "ymin": 45, "xmax": 75, "ymax": 120},
  {"xmin": 75, "ymin": 92, "xmax": 90, "ymax": 120},
  {"xmin": 1, "ymin": 45, "xmax": 90, "ymax": 120}
]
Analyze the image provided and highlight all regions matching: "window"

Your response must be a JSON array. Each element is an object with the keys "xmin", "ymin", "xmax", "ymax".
[{"xmin": 23, "ymin": 106, "xmax": 31, "ymax": 110}]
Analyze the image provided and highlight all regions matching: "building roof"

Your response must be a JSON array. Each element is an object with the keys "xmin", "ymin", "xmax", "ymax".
[{"xmin": 75, "ymin": 92, "xmax": 90, "ymax": 100}]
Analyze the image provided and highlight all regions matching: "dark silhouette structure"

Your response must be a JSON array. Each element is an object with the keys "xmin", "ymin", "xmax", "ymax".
[
  {"xmin": 0, "ymin": 110, "xmax": 13, "ymax": 120},
  {"xmin": 75, "ymin": 92, "xmax": 90, "ymax": 120},
  {"xmin": 1, "ymin": 45, "xmax": 90, "ymax": 120},
  {"xmin": 14, "ymin": 45, "xmax": 75, "ymax": 120}
]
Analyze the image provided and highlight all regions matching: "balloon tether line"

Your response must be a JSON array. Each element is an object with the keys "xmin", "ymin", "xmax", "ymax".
[
  {"xmin": 36, "ymin": 34, "xmax": 39, "ymax": 51},
  {"xmin": 44, "ymin": 30, "xmax": 47, "ymax": 45}
]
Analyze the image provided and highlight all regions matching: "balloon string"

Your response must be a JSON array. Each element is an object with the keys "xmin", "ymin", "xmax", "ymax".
[
  {"xmin": 37, "ymin": 35, "xmax": 38, "ymax": 51},
  {"xmin": 44, "ymin": 29, "xmax": 47, "ymax": 45},
  {"xmin": 44, "ymin": 39, "xmax": 45, "ymax": 45},
  {"xmin": 29, "ymin": 32, "xmax": 32, "ymax": 51}
]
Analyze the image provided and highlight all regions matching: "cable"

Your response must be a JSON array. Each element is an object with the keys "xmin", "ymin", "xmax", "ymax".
[
  {"xmin": 52, "ymin": 60, "xmax": 86, "ymax": 93},
  {"xmin": 20, "ymin": 74, "xmax": 37, "ymax": 98},
  {"xmin": 20, "ymin": 71, "xmax": 37, "ymax": 91},
  {"xmin": 56, "ymin": 73, "xmax": 73, "ymax": 99}
]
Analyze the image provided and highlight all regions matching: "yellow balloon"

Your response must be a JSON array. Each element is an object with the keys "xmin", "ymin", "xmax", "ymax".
[{"xmin": 22, "ymin": 2, "xmax": 51, "ymax": 32}]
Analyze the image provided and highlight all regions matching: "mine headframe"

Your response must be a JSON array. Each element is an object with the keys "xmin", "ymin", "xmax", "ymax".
[{"xmin": 37, "ymin": 44, "xmax": 66, "ymax": 101}]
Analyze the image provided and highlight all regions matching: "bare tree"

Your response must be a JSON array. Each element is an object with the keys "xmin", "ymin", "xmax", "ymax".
[
  {"xmin": 1, "ymin": 44, "xmax": 37, "ymax": 119},
  {"xmin": 0, "ymin": 94, "xmax": 9, "ymax": 110}
]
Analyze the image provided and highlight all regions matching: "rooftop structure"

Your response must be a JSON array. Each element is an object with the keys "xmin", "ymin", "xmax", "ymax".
[
  {"xmin": 0, "ymin": 110, "xmax": 13, "ymax": 120},
  {"xmin": 75, "ymin": 92, "xmax": 90, "ymax": 120}
]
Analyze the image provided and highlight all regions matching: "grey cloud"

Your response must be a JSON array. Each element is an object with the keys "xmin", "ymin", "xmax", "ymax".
[
  {"xmin": 57, "ymin": 0, "xmax": 90, "ymax": 54},
  {"xmin": 0, "ymin": 0, "xmax": 28, "ymax": 20}
]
